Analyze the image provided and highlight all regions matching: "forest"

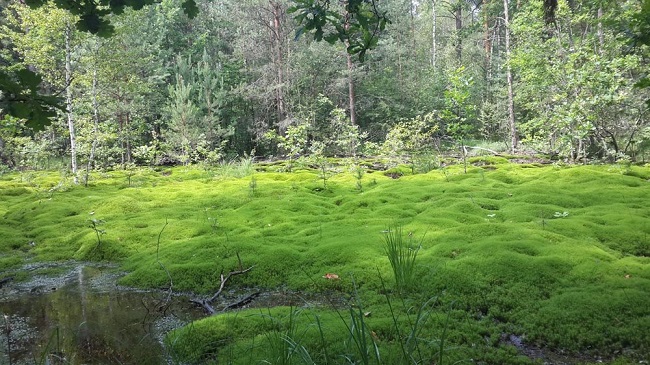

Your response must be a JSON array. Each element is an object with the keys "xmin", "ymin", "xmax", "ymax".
[
  {"xmin": 0, "ymin": 1, "xmax": 649, "ymax": 365},
  {"xmin": 0, "ymin": 0, "xmax": 649, "ymax": 171}
]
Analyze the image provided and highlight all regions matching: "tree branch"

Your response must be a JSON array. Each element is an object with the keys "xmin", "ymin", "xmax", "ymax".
[{"xmin": 190, "ymin": 253, "xmax": 255, "ymax": 315}]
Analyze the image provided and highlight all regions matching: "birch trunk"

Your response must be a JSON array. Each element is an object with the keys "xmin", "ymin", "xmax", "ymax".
[
  {"xmin": 503, "ymin": 0, "xmax": 518, "ymax": 152},
  {"xmin": 65, "ymin": 21, "xmax": 78, "ymax": 184}
]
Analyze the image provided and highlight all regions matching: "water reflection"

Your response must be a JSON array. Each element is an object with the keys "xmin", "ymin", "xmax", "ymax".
[{"xmin": 0, "ymin": 266, "xmax": 200, "ymax": 365}]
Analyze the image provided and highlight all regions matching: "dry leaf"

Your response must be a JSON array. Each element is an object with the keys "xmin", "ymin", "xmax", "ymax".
[{"xmin": 322, "ymin": 273, "xmax": 340, "ymax": 280}]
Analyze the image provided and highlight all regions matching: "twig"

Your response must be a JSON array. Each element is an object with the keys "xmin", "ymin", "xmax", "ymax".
[
  {"xmin": 463, "ymin": 146, "xmax": 502, "ymax": 155},
  {"xmin": 156, "ymin": 220, "xmax": 173, "ymax": 304},
  {"xmin": 208, "ymin": 265, "xmax": 255, "ymax": 303},
  {"xmin": 222, "ymin": 292, "xmax": 261, "ymax": 311},
  {"xmin": 190, "ymin": 256, "xmax": 255, "ymax": 315}
]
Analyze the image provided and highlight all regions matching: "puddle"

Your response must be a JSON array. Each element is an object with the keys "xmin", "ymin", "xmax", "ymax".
[
  {"xmin": 0, "ymin": 264, "xmax": 346, "ymax": 364},
  {"xmin": 0, "ymin": 265, "xmax": 203, "ymax": 365}
]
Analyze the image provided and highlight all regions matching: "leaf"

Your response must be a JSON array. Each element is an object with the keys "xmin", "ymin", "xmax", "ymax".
[
  {"xmin": 294, "ymin": 27, "xmax": 305, "ymax": 41},
  {"xmin": 322, "ymin": 273, "xmax": 340, "ymax": 280},
  {"xmin": 181, "ymin": 0, "xmax": 199, "ymax": 19},
  {"xmin": 324, "ymin": 33, "xmax": 340, "ymax": 44},
  {"xmin": 23, "ymin": 0, "xmax": 47, "ymax": 9},
  {"xmin": 635, "ymin": 77, "xmax": 650, "ymax": 89},
  {"xmin": 15, "ymin": 69, "xmax": 42, "ymax": 89},
  {"xmin": 8, "ymin": 101, "xmax": 31, "ymax": 119}
]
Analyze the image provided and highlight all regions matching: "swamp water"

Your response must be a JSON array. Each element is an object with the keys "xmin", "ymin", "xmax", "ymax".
[{"xmin": 0, "ymin": 264, "xmax": 203, "ymax": 365}]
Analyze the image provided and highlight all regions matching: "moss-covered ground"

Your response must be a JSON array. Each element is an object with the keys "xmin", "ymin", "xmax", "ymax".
[{"xmin": 1, "ymin": 160, "xmax": 648, "ymax": 364}]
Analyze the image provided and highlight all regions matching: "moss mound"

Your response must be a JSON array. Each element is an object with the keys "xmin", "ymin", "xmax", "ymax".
[{"xmin": 1, "ymin": 162, "xmax": 648, "ymax": 364}]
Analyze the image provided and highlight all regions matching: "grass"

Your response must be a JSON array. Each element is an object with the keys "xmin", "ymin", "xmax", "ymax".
[
  {"xmin": 0, "ymin": 162, "xmax": 649, "ymax": 364},
  {"xmin": 383, "ymin": 225, "xmax": 420, "ymax": 294}
]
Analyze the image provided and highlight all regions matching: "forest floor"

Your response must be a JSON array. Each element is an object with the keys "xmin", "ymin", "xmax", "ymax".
[{"xmin": 0, "ymin": 158, "xmax": 648, "ymax": 364}]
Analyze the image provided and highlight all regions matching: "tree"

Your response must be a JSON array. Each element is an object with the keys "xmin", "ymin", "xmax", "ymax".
[
  {"xmin": 2, "ymin": 2, "xmax": 85, "ymax": 180},
  {"xmin": 0, "ymin": 0, "xmax": 198, "ymax": 130},
  {"xmin": 511, "ymin": 0, "xmax": 649, "ymax": 161},
  {"xmin": 503, "ymin": 0, "xmax": 517, "ymax": 152}
]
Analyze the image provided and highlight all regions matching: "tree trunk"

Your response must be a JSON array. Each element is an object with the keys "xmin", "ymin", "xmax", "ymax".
[
  {"xmin": 409, "ymin": 0, "xmax": 417, "ymax": 59},
  {"xmin": 455, "ymin": 3, "xmax": 462, "ymax": 62},
  {"xmin": 85, "ymin": 66, "xmax": 100, "ymax": 186},
  {"xmin": 270, "ymin": 0, "xmax": 285, "ymax": 122},
  {"xmin": 431, "ymin": 0, "xmax": 437, "ymax": 68},
  {"xmin": 597, "ymin": 7, "xmax": 604, "ymax": 55},
  {"xmin": 65, "ymin": 21, "xmax": 78, "ymax": 184},
  {"xmin": 344, "ymin": 8, "xmax": 356, "ymax": 125},
  {"xmin": 484, "ymin": 0, "xmax": 492, "ymax": 79},
  {"xmin": 125, "ymin": 112, "xmax": 132, "ymax": 163},
  {"xmin": 503, "ymin": 0, "xmax": 518, "ymax": 153}
]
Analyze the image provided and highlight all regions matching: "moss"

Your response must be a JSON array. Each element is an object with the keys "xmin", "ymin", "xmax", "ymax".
[
  {"xmin": 468, "ymin": 156, "xmax": 510, "ymax": 165},
  {"xmin": 1, "ymin": 164, "xmax": 649, "ymax": 363}
]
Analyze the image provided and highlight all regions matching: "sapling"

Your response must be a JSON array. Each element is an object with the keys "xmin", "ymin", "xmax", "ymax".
[
  {"xmin": 89, "ymin": 218, "xmax": 106, "ymax": 249},
  {"xmin": 309, "ymin": 142, "xmax": 334, "ymax": 189},
  {"xmin": 124, "ymin": 162, "xmax": 137, "ymax": 187},
  {"xmin": 348, "ymin": 159, "xmax": 365, "ymax": 191}
]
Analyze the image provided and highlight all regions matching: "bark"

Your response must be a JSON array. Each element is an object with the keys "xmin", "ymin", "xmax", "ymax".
[
  {"xmin": 455, "ymin": 4, "xmax": 462, "ymax": 62},
  {"xmin": 65, "ymin": 22, "xmax": 78, "ymax": 184},
  {"xmin": 344, "ymin": 8, "xmax": 357, "ymax": 125},
  {"xmin": 409, "ymin": 0, "xmax": 417, "ymax": 58},
  {"xmin": 597, "ymin": 7, "xmax": 604, "ymax": 55},
  {"xmin": 431, "ymin": 0, "xmax": 437, "ymax": 68},
  {"xmin": 190, "ymin": 257, "xmax": 255, "ymax": 315},
  {"xmin": 125, "ymin": 112, "xmax": 132, "ymax": 163},
  {"xmin": 483, "ymin": 0, "xmax": 492, "ymax": 77},
  {"xmin": 270, "ymin": 0, "xmax": 285, "ymax": 121},
  {"xmin": 85, "ymin": 66, "xmax": 100, "ymax": 186},
  {"xmin": 503, "ymin": 0, "xmax": 518, "ymax": 152}
]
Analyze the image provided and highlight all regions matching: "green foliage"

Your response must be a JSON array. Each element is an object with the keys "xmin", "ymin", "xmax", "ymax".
[
  {"xmin": 511, "ymin": 0, "xmax": 649, "ymax": 161},
  {"xmin": 383, "ymin": 225, "xmax": 420, "ymax": 294},
  {"xmin": 441, "ymin": 66, "xmax": 477, "ymax": 140},
  {"xmin": 382, "ymin": 112, "xmax": 439, "ymax": 171},
  {"xmin": 289, "ymin": 0, "xmax": 389, "ymax": 61},
  {"xmin": 0, "ymin": 69, "xmax": 60, "ymax": 130}
]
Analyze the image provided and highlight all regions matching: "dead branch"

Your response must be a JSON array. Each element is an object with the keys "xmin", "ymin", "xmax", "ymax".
[
  {"xmin": 463, "ymin": 146, "xmax": 503, "ymax": 156},
  {"xmin": 190, "ymin": 253, "xmax": 255, "ymax": 315},
  {"xmin": 0, "ymin": 277, "xmax": 13, "ymax": 288},
  {"xmin": 223, "ymin": 292, "xmax": 261, "ymax": 311}
]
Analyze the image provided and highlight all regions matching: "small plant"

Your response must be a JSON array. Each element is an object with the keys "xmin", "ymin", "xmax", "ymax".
[
  {"xmin": 204, "ymin": 207, "xmax": 219, "ymax": 233},
  {"xmin": 89, "ymin": 217, "xmax": 106, "ymax": 250},
  {"xmin": 553, "ymin": 211, "xmax": 569, "ymax": 218},
  {"xmin": 441, "ymin": 167, "xmax": 451, "ymax": 182},
  {"xmin": 380, "ymin": 272, "xmax": 438, "ymax": 365},
  {"xmin": 259, "ymin": 307, "xmax": 313, "ymax": 365},
  {"xmin": 265, "ymin": 123, "xmax": 309, "ymax": 173},
  {"xmin": 348, "ymin": 159, "xmax": 365, "ymax": 191},
  {"xmin": 309, "ymin": 142, "xmax": 335, "ymax": 190},
  {"xmin": 344, "ymin": 279, "xmax": 381, "ymax": 365},
  {"xmin": 249, "ymin": 175, "xmax": 258, "ymax": 197},
  {"xmin": 383, "ymin": 225, "xmax": 421, "ymax": 294},
  {"xmin": 124, "ymin": 162, "xmax": 138, "ymax": 187},
  {"xmin": 219, "ymin": 153, "xmax": 255, "ymax": 178}
]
